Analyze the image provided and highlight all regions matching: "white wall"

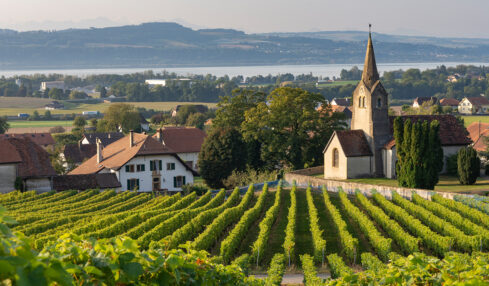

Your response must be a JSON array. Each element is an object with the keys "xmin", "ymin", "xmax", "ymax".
[
  {"xmin": 25, "ymin": 178, "xmax": 52, "ymax": 193},
  {"xmin": 118, "ymin": 154, "xmax": 194, "ymax": 192},
  {"xmin": 324, "ymin": 135, "xmax": 347, "ymax": 179},
  {"xmin": 346, "ymin": 156, "xmax": 373, "ymax": 178},
  {"xmin": 0, "ymin": 164, "xmax": 17, "ymax": 193},
  {"xmin": 177, "ymin": 152, "xmax": 199, "ymax": 170}
]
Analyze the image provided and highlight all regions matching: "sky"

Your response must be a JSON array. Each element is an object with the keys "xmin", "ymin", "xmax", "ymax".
[{"xmin": 1, "ymin": 0, "xmax": 489, "ymax": 38}]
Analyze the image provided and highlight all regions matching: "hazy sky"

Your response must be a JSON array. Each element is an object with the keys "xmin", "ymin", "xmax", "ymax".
[{"xmin": 2, "ymin": 0, "xmax": 489, "ymax": 38}]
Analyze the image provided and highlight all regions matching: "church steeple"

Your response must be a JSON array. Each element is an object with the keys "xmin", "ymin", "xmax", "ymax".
[{"xmin": 361, "ymin": 25, "xmax": 380, "ymax": 89}]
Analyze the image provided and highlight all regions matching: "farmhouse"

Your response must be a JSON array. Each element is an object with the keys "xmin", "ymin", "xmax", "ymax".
[
  {"xmin": 153, "ymin": 127, "xmax": 206, "ymax": 170},
  {"xmin": 323, "ymin": 32, "xmax": 471, "ymax": 180},
  {"xmin": 70, "ymin": 131, "xmax": 197, "ymax": 192},
  {"xmin": 60, "ymin": 143, "xmax": 97, "ymax": 169},
  {"xmin": 439, "ymin": 98, "xmax": 460, "ymax": 111},
  {"xmin": 0, "ymin": 137, "xmax": 56, "ymax": 193},
  {"xmin": 458, "ymin": 96, "xmax": 489, "ymax": 115}
]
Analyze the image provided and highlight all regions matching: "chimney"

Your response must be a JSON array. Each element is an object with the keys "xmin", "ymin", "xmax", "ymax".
[
  {"xmin": 156, "ymin": 128, "xmax": 163, "ymax": 144},
  {"xmin": 129, "ymin": 130, "xmax": 134, "ymax": 148},
  {"xmin": 96, "ymin": 138, "xmax": 103, "ymax": 163}
]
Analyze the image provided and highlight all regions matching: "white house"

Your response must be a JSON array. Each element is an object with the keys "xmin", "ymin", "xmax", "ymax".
[
  {"xmin": 458, "ymin": 97, "xmax": 489, "ymax": 115},
  {"xmin": 145, "ymin": 79, "xmax": 167, "ymax": 86},
  {"xmin": 70, "ymin": 131, "xmax": 197, "ymax": 192},
  {"xmin": 153, "ymin": 127, "xmax": 207, "ymax": 171}
]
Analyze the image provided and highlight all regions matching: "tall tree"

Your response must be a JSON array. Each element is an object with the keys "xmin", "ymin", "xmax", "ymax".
[
  {"xmin": 457, "ymin": 147, "xmax": 480, "ymax": 185},
  {"xmin": 97, "ymin": 103, "xmax": 140, "ymax": 133},
  {"xmin": 198, "ymin": 128, "xmax": 247, "ymax": 188},
  {"xmin": 0, "ymin": 116, "xmax": 9, "ymax": 134}
]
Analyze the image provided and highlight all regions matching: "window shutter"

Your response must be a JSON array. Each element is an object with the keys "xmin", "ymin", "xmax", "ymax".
[
  {"xmin": 141, "ymin": 164, "xmax": 145, "ymax": 171},
  {"xmin": 183, "ymin": 176, "xmax": 186, "ymax": 185},
  {"xmin": 125, "ymin": 165, "xmax": 129, "ymax": 172},
  {"xmin": 173, "ymin": 177, "xmax": 177, "ymax": 188},
  {"xmin": 150, "ymin": 161, "xmax": 154, "ymax": 171},
  {"xmin": 159, "ymin": 160, "xmax": 162, "ymax": 170}
]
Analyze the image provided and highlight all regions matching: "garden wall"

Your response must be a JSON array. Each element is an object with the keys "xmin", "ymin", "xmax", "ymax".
[{"xmin": 284, "ymin": 169, "xmax": 462, "ymax": 200}]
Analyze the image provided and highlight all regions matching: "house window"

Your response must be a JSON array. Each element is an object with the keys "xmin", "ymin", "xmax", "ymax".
[
  {"xmin": 125, "ymin": 164, "xmax": 135, "ymax": 173},
  {"xmin": 150, "ymin": 160, "xmax": 162, "ymax": 171},
  {"xmin": 174, "ymin": 176, "xmax": 186, "ymax": 188},
  {"xmin": 332, "ymin": 148, "xmax": 339, "ymax": 168},
  {"xmin": 167, "ymin": 162, "xmax": 175, "ymax": 170},
  {"xmin": 136, "ymin": 164, "xmax": 145, "ymax": 172},
  {"xmin": 127, "ymin": 179, "xmax": 139, "ymax": 190}
]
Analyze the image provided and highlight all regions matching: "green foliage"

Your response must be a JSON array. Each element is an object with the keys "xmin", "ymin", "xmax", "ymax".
[
  {"xmin": 306, "ymin": 186, "xmax": 326, "ymax": 263},
  {"xmin": 327, "ymin": 253, "xmax": 353, "ymax": 279},
  {"xmin": 98, "ymin": 103, "xmax": 141, "ymax": 133},
  {"xmin": 199, "ymin": 127, "xmax": 247, "ymax": 188},
  {"xmin": 360, "ymin": 252, "xmax": 385, "ymax": 271},
  {"xmin": 265, "ymin": 253, "xmax": 285, "ymax": 286},
  {"xmin": 457, "ymin": 147, "xmax": 481, "ymax": 185},
  {"xmin": 0, "ymin": 116, "xmax": 8, "ymax": 134},
  {"xmin": 394, "ymin": 118, "xmax": 443, "ymax": 189},
  {"xmin": 232, "ymin": 254, "xmax": 251, "ymax": 276},
  {"xmin": 223, "ymin": 167, "xmax": 279, "ymax": 190},
  {"xmin": 69, "ymin": 90, "xmax": 88, "ymax": 99},
  {"xmin": 433, "ymin": 194, "xmax": 489, "ymax": 229},
  {"xmin": 446, "ymin": 154, "xmax": 458, "ymax": 176},
  {"xmin": 73, "ymin": 116, "xmax": 86, "ymax": 128},
  {"xmin": 283, "ymin": 184, "xmax": 296, "ymax": 266},
  {"xmin": 300, "ymin": 254, "xmax": 322, "ymax": 285}
]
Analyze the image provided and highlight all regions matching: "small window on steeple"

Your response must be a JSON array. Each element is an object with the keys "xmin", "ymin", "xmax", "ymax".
[
  {"xmin": 362, "ymin": 97, "xmax": 366, "ymax": 108},
  {"xmin": 377, "ymin": 97, "xmax": 382, "ymax": 108}
]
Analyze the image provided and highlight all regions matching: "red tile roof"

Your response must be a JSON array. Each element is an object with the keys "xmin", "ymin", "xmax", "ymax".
[
  {"xmin": 0, "ymin": 137, "xmax": 56, "ymax": 178},
  {"xmin": 70, "ymin": 132, "xmax": 197, "ymax": 175},
  {"xmin": 466, "ymin": 97, "xmax": 489, "ymax": 106},
  {"xmin": 0, "ymin": 133, "xmax": 55, "ymax": 146},
  {"xmin": 153, "ymin": 127, "xmax": 207, "ymax": 153},
  {"xmin": 324, "ymin": 130, "xmax": 373, "ymax": 157},
  {"xmin": 439, "ymin": 98, "xmax": 460, "ymax": 106},
  {"xmin": 0, "ymin": 140, "xmax": 22, "ymax": 164},
  {"xmin": 82, "ymin": 132, "xmax": 124, "ymax": 146},
  {"xmin": 331, "ymin": 106, "xmax": 353, "ymax": 118},
  {"xmin": 466, "ymin": 122, "xmax": 489, "ymax": 152}
]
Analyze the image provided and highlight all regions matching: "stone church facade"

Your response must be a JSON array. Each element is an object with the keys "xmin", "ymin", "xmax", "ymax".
[{"xmin": 323, "ymin": 33, "xmax": 471, "ymax": 180}]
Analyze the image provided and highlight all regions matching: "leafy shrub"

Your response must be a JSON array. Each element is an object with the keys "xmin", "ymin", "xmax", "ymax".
[
  {"xmin": 223, "ymin": 167, "xmax": 279, "ymax": 189},
  {"xmin": 457, "ymin": 147, "xmax": 480, "ymax": 185},
  {"xmin": 446, "ymin": 154, "xmax": 458, "ymax": 176}
]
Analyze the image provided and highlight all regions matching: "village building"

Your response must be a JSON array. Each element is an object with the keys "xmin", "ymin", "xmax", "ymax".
[
  {"xmin": 412, "ymin": 97, "xmax": 438, "ymax": 108},
  {"xmin": 60, "ymin": 143, "xmax": 97, "ymax": 169},
  {"xmin": 439, "ymin": 98, "xmax": 460, "ymax": 112},
  {"xmin": 153, "ymin": 127, "xmax": 206, "ymax": 171},
  {"xmin": 80, "ymin": 132, "xmax": 124, "ymax": 146},
  {"xmin": 0, "ymin": 133, "xmax": 55, "ymax": 150},
  {"xmin": 139, "ymin": 114, "xmax": 150, "ymax": 131},
  {"xmin": 44, "ymin": 101, "xmax": 65, "ymax": 110},
  {"xmin": 330, "ymin": 98, "xmax": 350, "ymax": 107},
  {"xmin": 0, "ymin": 137, "xmax": 56, "ymax": 193},
  {"xmin": 40, "ymin": 81, "xmax": 65, "ymax": 91},
  {"xmin": 70, "ymin": 131, "xmax": 197, "ymax": 192},
  {"xmin": 323, "ymin": 32, "xmax": 471, "ymax": 180},
  {"xmin": 458, "ymin": 97, "xmax": 489, "ymax": 115},
  {"xmin": 52, "ymin": 173, "xmax": 121, "ymax": 191},
  {"xmin": 466, "ymin": 122, "xmax": 489, "ymax": 152}
]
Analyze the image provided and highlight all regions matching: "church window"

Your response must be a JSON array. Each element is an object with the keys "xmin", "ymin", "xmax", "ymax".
[
  {"xmin": 358, "ymin": 97, "xmax": 361, "ymax": 107},
  {"xmin": 362, "ymin": 97, "xmax": 366, "ymax": 108},
  {"xmin": 332, "ymin": 148, "xmax": 339, "ymax": 168},
  {"xmin": 377, "ymin": 97, "xmax": 382, "ymax": 108}
]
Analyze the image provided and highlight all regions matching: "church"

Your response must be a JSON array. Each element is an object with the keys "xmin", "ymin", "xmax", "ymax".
[{"xmin": 323, "ymin": 32, "xmax": 471, "ymax": 180}]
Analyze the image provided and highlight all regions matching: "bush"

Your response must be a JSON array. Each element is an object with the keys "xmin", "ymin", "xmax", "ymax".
[
  {"xmin": 181, "ymin": 184, "xmax": 208, "ymax": 196},
  {"xmin": 446, "ymin": 154, "xmax": 458, "ymax": 176},
  {"xmin": 457, "ymin": 147, "xmax": 480, "ymax": 185},
  {"xmin": 49, "ymin": 126, "xmax": 66, "ymax": 134},
  {"xmin": 222, "ymin": 168, "xmax": 279, "ymax": 189}
]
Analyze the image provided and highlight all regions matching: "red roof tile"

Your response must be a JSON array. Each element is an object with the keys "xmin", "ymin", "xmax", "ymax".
[
  {"xmin": 53, "ymin": 173, "xmax": 121, "ymax": 191},
  {"xmin": 439, "ymin": 98, "xmax": 460, "ymax": 106},
  {"xmin": 324, "ymin": 130, "xmax": 373, "ymax": 157},
  {"xmin": 0, "ymin": 139, "xmax": 22, "ymax": 164},
  {"xmin": 0, "ymin": 133, "xmax": 55, "ymax": 146},
  {"xmin": 466, "ymin": 97, "xmax": 489, "ymax": 106},
  {"xmin": 63, "ymin": 143, "xmax": 97, "ymax": 164},
  {"xmin": 153, "ymin": 127, "xmax": 206, "ymax": 153}
]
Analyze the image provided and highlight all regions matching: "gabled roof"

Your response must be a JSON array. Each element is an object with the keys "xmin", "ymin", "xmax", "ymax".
[
  {"xmin": 467, "ymin": 122, "xmax": 489, "ymax": 152},
  {"xmin": 331, "ymin": 105, "xmax": 353, "ymax": 118},
  {"xmin": 439, "ymin": 98, "xmax": 460, "ymax": 106},
  {"xmin": 0, "ymin": 133, "xmax": 55, "ymax": 146},
  {"xmin": 465, "ymin": 97, "xmax": 489, "ymax": 106},
  {"xmin": 63, "ymin": 143, "xmax": 97, "ymax": 164},
  {"xmin": 324, "ymin": 130, "xmax": 373, "ymax": 157},
  {"xmin": 0, "ymin": 140, "xmax": 22, "ymax": 164},
  {"xmin": 0, "ymin": 137, "xmax": 56, "ymax": 178},
  {"xmin": 331, "ymin": 98, "xmax": 350, "ymax": 106},
  {"xmin": 70, "ymin": 132, "xmax": 197, "ymax": 175},
  {"xmin": 153, "ymin": 127, "xmax": 207, "ymax": 153},
  {"xmin": 53, "ymin": 173, "xmax": 121, "ymax": 191},
  {"xmin": 384, "ymin": 115, "xmax": 471, "ymax": 149},
  {"xmin": 81, "ymin": 132, "xmax": 124, "ymax": 146}
]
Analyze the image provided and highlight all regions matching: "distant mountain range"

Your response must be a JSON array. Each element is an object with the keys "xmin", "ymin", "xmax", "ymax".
[{"xmin": 1, "ymin": 22, "xmax": 489, "ymax": 69}]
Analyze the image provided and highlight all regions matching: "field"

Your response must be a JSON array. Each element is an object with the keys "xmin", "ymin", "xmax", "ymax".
[
  {"xmin": 3, "ymin": 184, "xmax": 489, "ymax": 284},
  {"xmin": 461, "ymin": 115, "xmax": 489, "ymax": 127},
  {"xmin": 8, "ymin": 120, "xmax": 75, "ymax": 128},
  {"xmin": 0, "ymin": 97, "xmax": 217, "ymax": 116},
  {"xmin": 316, "ymin": 80, "xmax": 357, "ymax": 87}
]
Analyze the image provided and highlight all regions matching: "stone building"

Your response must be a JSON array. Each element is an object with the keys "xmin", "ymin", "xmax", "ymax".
[{"xmin": 323, "ymin": 32, "xmax": 471, "ymax": 180}]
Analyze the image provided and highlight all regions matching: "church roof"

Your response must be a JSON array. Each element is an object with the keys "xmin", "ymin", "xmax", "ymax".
[
  {"xmin": 361, "ymin": 32, "xmax": 380, "ymax": 90},
  {"xmin": 324, "ymin": 130, "xmax": 373, "ymax": 157},
  {"xmin": 384, "ymin": 115, "xmax": 472, "ymax": 149}
]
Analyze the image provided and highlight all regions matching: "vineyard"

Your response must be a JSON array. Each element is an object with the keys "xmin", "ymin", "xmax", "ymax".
[{"xmin": 2, "ymin": 184, "xmax": 489, "ymax": 285}]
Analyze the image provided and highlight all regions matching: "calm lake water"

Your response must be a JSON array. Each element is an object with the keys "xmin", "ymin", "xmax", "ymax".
[{"xmin": 1, "ymin": 62, "xmax": 489, "ymax": 78}]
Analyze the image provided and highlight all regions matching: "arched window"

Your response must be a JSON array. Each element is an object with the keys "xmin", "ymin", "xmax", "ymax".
[
  {"xmin": 332, "ymin": 148, "xmax": 339, "ymax": 167},
  {"xmin": 362, "ymin": 97, "xmax": 366, "ymax": 108},
  {"xmin": 358, "ymin": 97, "xmax": 361, "ymax": 107},
  {"xmin": 377, "ymin": 97, "xmax": 382, "ymax": 108}
]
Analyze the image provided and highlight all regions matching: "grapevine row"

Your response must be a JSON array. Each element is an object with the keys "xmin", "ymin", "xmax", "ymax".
[
  {"xmin": 266, "ymin": 253, "xmax": 285, "ymax": 286},
  {"xmin": 306, "ymin": 186, "xmax": 326, "ymax": 264},
  {"xmin": 327, "ymin": 253, "xmax": 353, "ymax": 279},
  {"xmin": 300, "ymin": 254, "xmax": 322, "ymax": 285},
  {"xmin": 283, "ymin": 184, "xmax": 296, "ymax": 266},
  {"xmin": 431, "ymin": 194, "xmax": 489, "ymax": 229}
]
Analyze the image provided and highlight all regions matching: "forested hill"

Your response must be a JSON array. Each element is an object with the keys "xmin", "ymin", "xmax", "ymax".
[{"xmin": 1, "ymin": 22, "xmax": 489, "ymax": 69}]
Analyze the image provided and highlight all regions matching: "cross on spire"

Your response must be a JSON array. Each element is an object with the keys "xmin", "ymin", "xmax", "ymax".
[{"xmin": 369, "ymin": 23, "xmax": 372, "ymax": 35}]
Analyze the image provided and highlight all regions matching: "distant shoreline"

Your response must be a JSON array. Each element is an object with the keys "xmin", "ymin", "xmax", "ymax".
[{"xmin": 2, "ymin": 62, "xmax": 488, "ymax": 78}]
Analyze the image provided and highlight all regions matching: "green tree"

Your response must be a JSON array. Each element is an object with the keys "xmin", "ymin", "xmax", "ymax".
[
  {"xmin": 69, "ymin": 90, "xmax": 88, "ymax": 99},
  {"xmin": 213, "ymin": 89, "xmax": 266, "ymax": 129},
  {"xmin": 31, "ymin": 111, "xmax": 40, "ymax": 121},
  {"xmin": 198, "ymin": 128, "xmax": 247, "ymax": 188},
  {"xmin": 44, "ymin": 110, "xmax": 52, "ymax": 120},
  {"xmin": 48, "ymin": 88, "xmax": 65, "ymax": 100},
  {"xmin": 0, "ymin": 116, "xmax": 9, "ymax": 134},
  {"xmin": 242, "ymin": 87, "xmax": 346, "ymax": 169},
  {"xmin": 457, "ymin": 147, "xmax": 480, "ymax": 185},
  {"xmin": 99, "ymin": 103, "xmax": 140, "ymax": 133},
  {"xmin": 186, "ymin": 112, "xmax": 206, "ymax": 129},
  {"xmin": 73, "ymin": 116, "xmax": 87, "ymax": 129}
]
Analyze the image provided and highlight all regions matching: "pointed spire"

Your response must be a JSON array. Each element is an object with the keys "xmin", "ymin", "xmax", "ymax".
[{"xmin": 362, "ymin": 25, "xmax": 380, "ymax": 89}]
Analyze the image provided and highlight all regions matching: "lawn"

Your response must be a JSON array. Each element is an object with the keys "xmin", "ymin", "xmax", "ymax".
[
  {"xmin": 8, "ymin": 120, "xmax": 75, "ymax": 128},
  {"xmin": 461, "ymin": 115, "xmax": 489, "ymax": 127},
  {"xmin": 0, "ymin": 97, "xmax": 217, "ymax": 116},
  {"xmin": 346, "ymin": 175, "xmax": 489, "ymax": 194},
  {"xmin": 316, "ymin": 80, "xmax": 357, "ymax": 87}
]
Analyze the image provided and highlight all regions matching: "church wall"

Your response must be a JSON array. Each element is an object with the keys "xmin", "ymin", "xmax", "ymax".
[
  {"xmin": 346, "ymin": 156, "xmax": 373, "ymax": 178},
  {"xmin": 323, "ymin": 136, "xmax": 347, "ymax": 179},
  {"xmin": 382, "ymin": 148, "xmax": 397, "ymax": 179}
]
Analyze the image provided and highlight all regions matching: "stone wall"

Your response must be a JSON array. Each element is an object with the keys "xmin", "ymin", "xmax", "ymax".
[{"xmin": 284, "ymin": 172, "xmax": 463, "ymax": 200}]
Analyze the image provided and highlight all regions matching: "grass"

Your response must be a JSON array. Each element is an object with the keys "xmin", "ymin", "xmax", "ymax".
[
  {"xmin": 346, "ymin": 175, "xmax": 489, "ymax": 194},
  {"xmin": 0, "ymin": 97, "xmax": 217, "ymax": 116},
  {"xmin": 294, "ymin": 190, "xmax": 314, "ymax": 266},
  {"xmin": 8, "ymin": 120, "xmax": 74, "ymax": 128},
  {"xmin": 461, "ymin": 115, "xmax": 489, "ymax": 127},
  {"xmin": 316, "ymin": 80, "xmax": 357, "ymax": 87}
]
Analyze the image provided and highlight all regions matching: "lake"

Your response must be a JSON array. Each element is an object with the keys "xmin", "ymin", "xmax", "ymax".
[{"xmin": 1, "ymin": 62, "xmax": 489, "ymax": 78}]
